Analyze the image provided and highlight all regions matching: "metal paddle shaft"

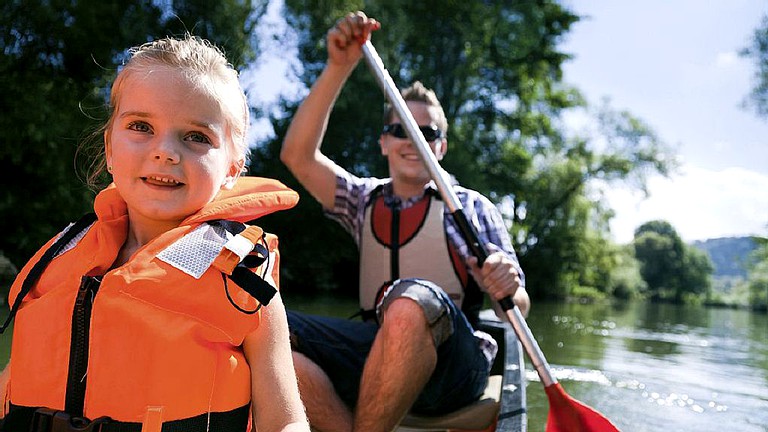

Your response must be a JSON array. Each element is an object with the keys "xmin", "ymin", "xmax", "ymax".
[{"xmin": 361, "ymin": 40, "xmax": 620, "ymax": 431}]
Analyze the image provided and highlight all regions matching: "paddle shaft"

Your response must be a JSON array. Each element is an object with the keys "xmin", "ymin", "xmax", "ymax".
[{"xmin": 361, "ymin": 40, "xmax": 556, "ymax": 387}]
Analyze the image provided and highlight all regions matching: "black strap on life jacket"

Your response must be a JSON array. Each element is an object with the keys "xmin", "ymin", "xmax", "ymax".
[
  {"xmin": 209, "ymin": 220, "xmax": 277, "ymax": 307},
  {"xmin": 0, "ymin": 213, "xmax": 98, "ymax": 334},
  {"xmin": 2, "ymin": 403, "xmax": 250, "ymax": 432}
]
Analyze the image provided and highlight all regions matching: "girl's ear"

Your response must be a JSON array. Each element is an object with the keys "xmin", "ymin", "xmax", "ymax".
[{"xmin": 222, "ymin": 158, "xmax": 245, "ymax": 190}]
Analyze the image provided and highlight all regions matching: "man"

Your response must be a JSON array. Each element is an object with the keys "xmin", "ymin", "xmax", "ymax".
[{"xmin": 280, "ymin": 11, "xmax": 530, "ymax": 432}]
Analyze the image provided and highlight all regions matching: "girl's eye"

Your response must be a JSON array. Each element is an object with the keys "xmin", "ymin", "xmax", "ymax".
[
  {"xmin": 127, "ymin": 121, "xmax": 151, "ymax": 133},
  {"xmin": 185, "ymin": 131, "xmax": 212, "ymax": 144}
]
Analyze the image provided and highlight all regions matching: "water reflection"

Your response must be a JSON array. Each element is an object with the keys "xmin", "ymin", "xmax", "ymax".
[
  {"xmin": 525, "ymin": 301, "xmax": 768, "ymax": 432},
  {"xmin": 625, "ymin": 336, "xmax": 680, "ymax": 357}
]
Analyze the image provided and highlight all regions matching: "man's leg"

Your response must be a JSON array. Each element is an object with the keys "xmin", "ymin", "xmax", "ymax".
[
  {"xmin": 292, "ymin": 352, "xmax": 353, "ymax": 432},
  {"xmin": 353, "ymin": 297, "xmax": 437, "ymax": 432},
  {"xmin": 287, "ymin": 311, "xmax": 377, "ymax": 432}
]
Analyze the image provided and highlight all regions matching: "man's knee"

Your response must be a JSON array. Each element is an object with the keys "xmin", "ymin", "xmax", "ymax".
[
  {"xmin": 380, "ymin": 297, "xmax": 429, "ymax": 331},
  {"xmin": 377, "ymin": 279, "xmax": 454, "ymax": 347},
  {"xmin": 292, "ymin": 352, "xmax": 337, "ymax": 394}
]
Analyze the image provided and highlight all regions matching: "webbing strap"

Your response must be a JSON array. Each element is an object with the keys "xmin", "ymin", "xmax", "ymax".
[
  {"xmin": 210, "ymin": 219, "xmax": 276, "ymax": 307},
  {"xmin": 0, "ymin": 213, "xmax": 97, "ymax": 334},
  {"xmin": 229, "ymin": 265, "xmax": 277, "ymax": 306},
  {"xmin": 3, "ymin": 403, "xmax": 250, "ymax": 432}
]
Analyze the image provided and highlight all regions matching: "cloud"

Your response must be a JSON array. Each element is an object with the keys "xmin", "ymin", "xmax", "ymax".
[
  {"xmin": 715, "ymin": 51, "xmax": 739, "ymax": 69},
  {"xmin": 604, "ymin": 165, "xmax": 768, "ymax": 243}
]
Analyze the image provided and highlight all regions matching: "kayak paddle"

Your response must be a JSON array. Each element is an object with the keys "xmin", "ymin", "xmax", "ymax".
[{"xmin": 360, "ymin": 39, "xmax": 621, "ymax": 432}]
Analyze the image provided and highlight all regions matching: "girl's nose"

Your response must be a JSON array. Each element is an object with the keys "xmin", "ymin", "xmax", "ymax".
[{"xmin": 153, "ymin": 135, "xmax": 181, "ymax": 163}]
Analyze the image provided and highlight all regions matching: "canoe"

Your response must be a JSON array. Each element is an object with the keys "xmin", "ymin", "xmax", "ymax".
[{"xmin": 397, "ymin": 310, "xmax": 527, "ymax": 431}]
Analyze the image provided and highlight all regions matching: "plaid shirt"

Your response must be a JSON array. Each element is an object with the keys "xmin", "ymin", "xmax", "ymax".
[{"xmin": 324, "ymin": 170, "xmax": 525, "ymax": 289}]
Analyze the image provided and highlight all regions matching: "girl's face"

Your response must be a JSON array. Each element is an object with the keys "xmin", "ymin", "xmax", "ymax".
[{"xmin": 105, "ymin": 66, "xmax": 242, "ymax": 230}]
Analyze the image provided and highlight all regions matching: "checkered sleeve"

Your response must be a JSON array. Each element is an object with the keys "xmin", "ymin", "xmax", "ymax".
[
  {"xmin": 323, "ymin": 171, "xmax": 387, "ymax": 247},
  {"xmin": 446, "ymin": 187, "xmax": 525, "ymax": 288}
]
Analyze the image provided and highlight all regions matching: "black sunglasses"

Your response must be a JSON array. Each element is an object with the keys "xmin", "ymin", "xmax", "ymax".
[{"xmin": 382, "ymin": 123, "xmax": 443, "ymax": 142}]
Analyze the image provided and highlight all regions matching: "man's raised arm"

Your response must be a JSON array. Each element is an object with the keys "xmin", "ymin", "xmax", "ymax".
[{"xmin": 280, "ymin": 12, "xmax": 380, "ymax": 210}]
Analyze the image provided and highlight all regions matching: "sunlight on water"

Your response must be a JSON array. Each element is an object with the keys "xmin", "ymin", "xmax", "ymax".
[
  {"xmin": 523, "ymin": 302, "xmax": 768, "ymax": 432},
  {"xmin": 611, "ymin": 327, "xmax": 712, "ymax": 348},
  {"xmin": 526, "ymin": 366, "xmax": 613, "ymax": 386},
  {"xmin": 525, "ymin": 363, "xmax": 732, "ymax": 426}
]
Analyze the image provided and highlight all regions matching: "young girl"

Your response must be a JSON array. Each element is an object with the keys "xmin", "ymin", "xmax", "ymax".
[{"xmin": 0, "ymin": 35, "xmax": 309, "ymax": 432}]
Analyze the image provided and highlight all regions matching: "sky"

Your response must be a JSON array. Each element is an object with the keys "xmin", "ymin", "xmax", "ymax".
[
  {"xmin": 560, "ymin": 1, "xmax": 768, "ymax": 243},
  {"xmin": 243, "ymin": 1, "xmax": 768, "ymax": 244}
]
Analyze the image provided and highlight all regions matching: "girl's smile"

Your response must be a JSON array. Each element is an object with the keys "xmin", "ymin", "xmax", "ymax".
[
  {"xmin": 142, "ymin": 175, "xmax": 184, "ymax": 187},
  {"xmin": 105, "ymin": 66, "xmax": 241, "ymax": 245}
]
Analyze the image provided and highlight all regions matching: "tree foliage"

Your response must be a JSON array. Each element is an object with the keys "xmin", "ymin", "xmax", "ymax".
[
  {"xmin": 0, "ymin": 0, "xmax": 265, "ymax": 269},
  {"xmin": 606, "ymin": 244, "xmax": 647, "ymax": 300},
  {"xmin": 253, "ymin": 0, "xmax": 677, "ymax": 299},
  {"xmin": 741, "ymin": 13, "xmax": 768, "ymax": 118},
  {"xmin": 633, "ymin": 220, "xmax": 713, "ymax": 303},
  {"xmin": 1, "ymin": 1, "xmax": 680, "ymax": 302},
  {"xmin": 746, "ymin": 235, "xmax": 768, "ymax": 311}
]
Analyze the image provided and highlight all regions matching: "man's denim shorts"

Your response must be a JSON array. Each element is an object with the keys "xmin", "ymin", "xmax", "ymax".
[{"xmin": 287, "ymin": 278, "xmax": 489, "ymax": 415}]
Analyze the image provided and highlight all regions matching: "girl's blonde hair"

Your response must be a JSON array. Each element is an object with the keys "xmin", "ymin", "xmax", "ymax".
[{"xmin": 87, "ymin": 34, "xmax": 249, "ymax": 187}]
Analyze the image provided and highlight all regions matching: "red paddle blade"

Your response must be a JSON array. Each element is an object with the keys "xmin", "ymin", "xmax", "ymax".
[{"xmin": 545, "ymin": 383, "xmax": 621, "ymax": 432}]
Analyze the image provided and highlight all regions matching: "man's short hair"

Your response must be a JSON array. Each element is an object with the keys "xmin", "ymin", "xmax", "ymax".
[{"xmin": 383, "ymin": 81, "xmax": 448, "ymax": 136}]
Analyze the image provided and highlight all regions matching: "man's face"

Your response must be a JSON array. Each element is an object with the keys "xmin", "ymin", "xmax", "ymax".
[{"xmin": 380, "ymin": 101, "xmax": 447, "ymax": 189}]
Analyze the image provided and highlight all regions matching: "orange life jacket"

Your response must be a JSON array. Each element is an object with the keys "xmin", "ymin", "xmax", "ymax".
[{"xmin": 3, "ymin": 177, "xmax": 298, "ymax": 431}]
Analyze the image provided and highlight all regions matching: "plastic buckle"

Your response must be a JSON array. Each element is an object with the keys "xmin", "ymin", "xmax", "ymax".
[{"xmin": 30, "ymin": 408, "xmax": 111, "ymax": 432}]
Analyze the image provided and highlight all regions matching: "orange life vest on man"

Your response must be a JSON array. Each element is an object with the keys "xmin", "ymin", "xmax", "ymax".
[{"xmin": 3, "ymin": 177, "xmax": 298, "ymax": 431}]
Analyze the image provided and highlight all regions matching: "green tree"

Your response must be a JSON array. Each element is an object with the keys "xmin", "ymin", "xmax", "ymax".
[
  {"xmin": 681, "ymin": 246, "xmax": 714, "ymax": 301},
  {"xmin": 741, "ymin": 13, "xmax": 768, "ymax": 118},
  {"xmin": 606, "ymin": 244, "xmax": 647, "ymax": 300},
  {"xmin": 518, "ymin": 100, "xmax": 676, "ymax": 297},
  {"xmin": 633, "ymin": 220, "xmax": 713, "ymax": 303},
  {"xmin": 746, "ymin": 235, "xmax": 768, "ymax": 311},
  {"xmin": 0, "ymin": 0, "xmax": 264, "ymax": 270},
  {"xmin": 634, "ymin": 227, "xmax": 681, "ymax": 301},
  {"xmin": 253, "ymin": 0, "xmax": 677, "ymax": 299}
]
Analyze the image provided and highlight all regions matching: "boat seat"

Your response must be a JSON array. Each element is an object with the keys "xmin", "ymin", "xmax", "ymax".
[{"xmin": 399, "ymin": 374, "xmax": 502, "ymax": 431}]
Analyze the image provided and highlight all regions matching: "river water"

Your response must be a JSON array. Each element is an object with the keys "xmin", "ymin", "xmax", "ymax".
[
  {"xmin": 520, "ymin": 300, "xmax": 768, "ymax": 431},
  {"xmin": 283, "ymin": 295, "xmax": 768, "ymax": 431},
  {"xmin": 0, "ymin": 297, "xmax": 766, "ymax": 431}
]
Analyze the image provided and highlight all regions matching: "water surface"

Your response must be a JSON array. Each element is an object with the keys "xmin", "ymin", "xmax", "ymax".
[
  {"xmin": 1, "ymin": 297, "xmax": 765, "ymax": 431},
  {"xmin": 522, "ymin": 301, "xmax": 768, "ymax": 431}
]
